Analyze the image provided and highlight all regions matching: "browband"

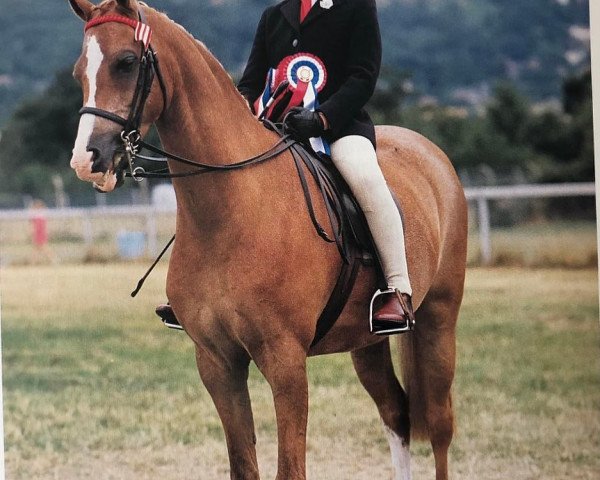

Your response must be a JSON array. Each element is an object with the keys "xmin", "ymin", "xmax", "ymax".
[{"xmin": 85, "ymin": 14, "xmax": 153, "ymax": 50}]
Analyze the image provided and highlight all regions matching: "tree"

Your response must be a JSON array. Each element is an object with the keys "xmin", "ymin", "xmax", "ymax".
[
  {"xmin": 563, "ymin": 70, "xmax": 592, "ymax": 115},
  {"xmin": 0, "ymin": 67, "xmax": 165, "ymax": 207},
  {"xmin": 367, "ymin": 68, "xmax": 413, "ymax": 125},
  {"xmin": 528, "ymin": 69, "xmax": 594, "ymax": 184},
  {"xmin": 486, "ymin": 84, "xmax": 529, "ymax": 144},
  {"xmin": 0, "ymin": 68, "xmax": 82, "ymax": 201}
]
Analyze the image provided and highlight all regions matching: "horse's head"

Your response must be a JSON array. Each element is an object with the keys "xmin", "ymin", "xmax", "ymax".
[{"xmin": 68, "ymin": 0, "xmax": 165, "ymax": 192}]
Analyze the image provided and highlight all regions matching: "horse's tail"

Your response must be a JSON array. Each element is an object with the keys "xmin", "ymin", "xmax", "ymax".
[{"xmin": 398, "ymin": 333, "xmax": 429, "ymax": 441}]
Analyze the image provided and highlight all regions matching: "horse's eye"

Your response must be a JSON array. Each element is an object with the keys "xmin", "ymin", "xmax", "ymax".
[{"xmin": 115, "ymin": 55, "xmax": 137, "ymax": 74}]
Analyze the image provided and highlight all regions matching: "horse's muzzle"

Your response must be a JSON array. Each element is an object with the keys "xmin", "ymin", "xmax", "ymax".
[{"xmin": 70, "ymin": 132, "xmax": 126, "ymax": 192}]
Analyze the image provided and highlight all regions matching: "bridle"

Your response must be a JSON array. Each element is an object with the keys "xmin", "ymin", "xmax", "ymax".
[
  {"xmin": 80, "ymin": 10, "xmax": 167, "ymax": 179},
  {"xmin": 78, "ymin": 8, "xmax": 298, "ymax": 183}
]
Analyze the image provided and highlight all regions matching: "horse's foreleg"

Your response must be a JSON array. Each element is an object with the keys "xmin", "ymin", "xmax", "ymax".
[
  {"xmin": 351, "ymin": 339, "xmax": 411, "ymax": 480},
  {"xmin": 254, "ymin": 342, "xmax": 309, "ymax": 480},
  {"xmin": 194, "ymin": 345, "xmax": 260, "ymax": 480}
]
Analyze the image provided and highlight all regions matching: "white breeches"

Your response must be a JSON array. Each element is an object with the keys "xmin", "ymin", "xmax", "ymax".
[{"xmin": 330, "ymin": 135, "xmax": 412, "ymax": 295}]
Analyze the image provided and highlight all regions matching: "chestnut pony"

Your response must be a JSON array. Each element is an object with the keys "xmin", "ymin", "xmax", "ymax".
[{"xmin": 67, "ymin": 1, "xmax": 467, "ymax": 478}]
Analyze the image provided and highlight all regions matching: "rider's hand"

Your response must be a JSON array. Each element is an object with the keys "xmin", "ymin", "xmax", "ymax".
[{"xmin": 284, "ymin": 107, "xmax": 326, "ymax": 139}]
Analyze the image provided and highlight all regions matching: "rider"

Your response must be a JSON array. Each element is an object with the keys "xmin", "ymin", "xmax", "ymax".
[{"xmin": 157, "ymin": 0, "xmax": 414, "ymax": 334}]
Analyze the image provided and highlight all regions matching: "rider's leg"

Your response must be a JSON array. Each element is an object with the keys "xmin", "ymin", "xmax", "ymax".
[{"xmin": 329, "ymin": 135, "xmax": 414, "ymax": 332}]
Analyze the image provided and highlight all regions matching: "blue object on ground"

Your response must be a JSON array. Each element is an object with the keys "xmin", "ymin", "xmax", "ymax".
[{"xmin": 117, "ymin": 231, "xmax": 146, "ymax": 259}]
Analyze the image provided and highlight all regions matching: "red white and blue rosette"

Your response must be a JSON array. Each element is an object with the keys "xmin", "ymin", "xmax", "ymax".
[
  {"xmin": 254, "ymin": 53, "xmax": 330, "ymax": 154},
  {"xmin": 281, "ymin": 53, "xmax": 327, "ymax": 92}
]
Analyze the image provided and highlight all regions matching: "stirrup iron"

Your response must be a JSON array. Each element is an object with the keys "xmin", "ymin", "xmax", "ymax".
[
  {"xmin": 162, "ymin": 318, "xmax": 184, "ymax": 330},
  {"xmin": 369, "ymin": 288, "xmax": 415, "ymax": 335}
]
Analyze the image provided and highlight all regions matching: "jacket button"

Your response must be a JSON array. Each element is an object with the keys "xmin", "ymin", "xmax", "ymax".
[{"xmin": 292, "ymin": 39, "xmax": 298, "ymax": 47}]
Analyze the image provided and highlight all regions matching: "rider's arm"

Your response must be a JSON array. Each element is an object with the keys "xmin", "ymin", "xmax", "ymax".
[{"xmin": 317, "ymin": 0, "xmax": 381, "ymax": 136}]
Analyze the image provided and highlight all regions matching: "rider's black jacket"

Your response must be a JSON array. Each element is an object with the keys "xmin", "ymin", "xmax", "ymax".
[{"xmin": 237, "ymin": 0, "xmax": 381, "ymax": 148}]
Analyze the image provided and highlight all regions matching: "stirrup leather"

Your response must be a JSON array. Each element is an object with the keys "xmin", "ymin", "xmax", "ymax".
[{"xmin": 369, "ymin": 288, "xmax": 415, "ymax": 335}]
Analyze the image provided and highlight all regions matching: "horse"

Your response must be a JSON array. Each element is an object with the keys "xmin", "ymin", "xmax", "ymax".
[{"xmin": 67, "ymin": 1, "xmax": 468, "ymax": 479}]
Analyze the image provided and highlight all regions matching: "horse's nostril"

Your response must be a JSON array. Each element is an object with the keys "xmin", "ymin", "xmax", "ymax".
[{"xmin": 88, "ymin": 148, "xmax": 104, "ymax": 173}]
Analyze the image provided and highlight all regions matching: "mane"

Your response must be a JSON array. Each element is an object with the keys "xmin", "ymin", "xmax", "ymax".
[{"xmin": 146, "ymin": 2, "xmax": 251, "ymax": 111}]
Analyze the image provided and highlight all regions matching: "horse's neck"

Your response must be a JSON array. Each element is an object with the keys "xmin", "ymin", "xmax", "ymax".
[
  {"xmin": 157, "ymin": 44, "xmax": 271, "ymax": 163},
  {"xmin": 154, "ymin": 15, "xmax": 274, "ymax": 165},
  {"xmin": 152, "ymin": 13, "xmax": 283, "ymax": 237}
]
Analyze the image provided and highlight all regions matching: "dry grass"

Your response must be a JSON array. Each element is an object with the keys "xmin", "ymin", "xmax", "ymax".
[
  {"xmin": 466, "ymin": 220, "xmax": 597, "ymax": 268},
  {"xmin": 1, "ymin": 264, "xmax": 599, "ymax": 479}
]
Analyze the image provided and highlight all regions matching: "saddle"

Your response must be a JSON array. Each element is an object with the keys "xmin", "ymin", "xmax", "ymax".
[{"xmin": 281, "ymin": 129, "xmax": 403, "ymax": 347}]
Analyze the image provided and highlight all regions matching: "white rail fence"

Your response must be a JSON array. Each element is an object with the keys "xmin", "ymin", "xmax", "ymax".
[
  {"xmin": 0, "ymin": 183, "xmax": 596, "ymax": 264},
  {"xmin": 465, "ymin": 182, "xmax": 596, "ymax": 265},
  {"xmin": 0, "ymin": 204, "xmax": 169, "ymax": 258}
]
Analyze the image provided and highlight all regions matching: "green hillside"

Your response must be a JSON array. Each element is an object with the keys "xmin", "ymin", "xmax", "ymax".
[{"xmin": 0, "ymin": 0, "xmax": 590, "ymax": 123}]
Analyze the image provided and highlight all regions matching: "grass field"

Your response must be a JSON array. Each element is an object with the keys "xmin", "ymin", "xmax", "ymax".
[{"xmin": 1, "ymin": 264, "xmax": 599, "ymax": 479}]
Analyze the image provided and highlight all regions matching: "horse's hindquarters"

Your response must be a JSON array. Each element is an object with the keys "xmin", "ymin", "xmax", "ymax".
[{"xmin": 375, "ymin": 125, "xmax": 467, "ymax": 305}]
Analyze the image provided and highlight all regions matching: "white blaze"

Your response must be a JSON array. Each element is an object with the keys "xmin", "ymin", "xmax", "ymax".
[
  {"xmin": 383, "ymin": 423, "xmax": 412, "ymax": 480},
  {"xmin": 70, "ymin": 35, "xmax": 105, "ymax": 183}
]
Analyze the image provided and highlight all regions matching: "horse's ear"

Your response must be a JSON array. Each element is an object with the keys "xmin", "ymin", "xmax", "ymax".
[
  {"xmin": 68, "ymin": 0, "xmax": 94, "ymax": 21},
  {"xmin": 116, "ymin": 0, "xmax": 137, "ymax": 12}
]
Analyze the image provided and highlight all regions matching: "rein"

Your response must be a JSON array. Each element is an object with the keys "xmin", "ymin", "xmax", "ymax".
[{"xmin": 125, "ymin": 125, "xmax": 298, "ymax": 179}]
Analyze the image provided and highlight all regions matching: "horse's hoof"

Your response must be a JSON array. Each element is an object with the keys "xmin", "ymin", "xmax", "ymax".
[{"xmin": 370, "ymin": 290, "xmax": 415, "ymax": 335}]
